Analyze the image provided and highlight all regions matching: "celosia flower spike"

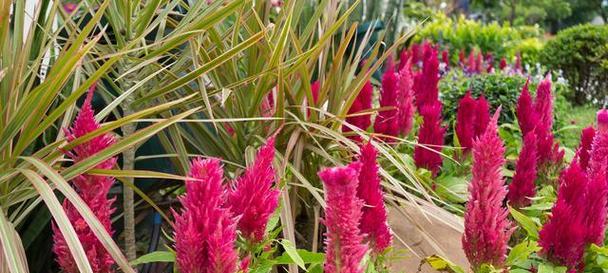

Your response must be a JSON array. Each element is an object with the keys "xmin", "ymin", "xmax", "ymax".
[
  {"xmin": 413, "ymin": 46, "xmax": 440, "ymax": 111},
  {"xmin": 357, "ymin": 143, "xmax": 392, "ymax": 254},
  {"xmin": 374, "ymin": 61, "xmax": 400, "ymax": 138},
  {"xmin": 516, "ymin": 80, "xmax": 537, "ymax": 137},
  {"xmin": 227, "ymin": 137, "xmax": 279, "ymax": 243},
  {"xmin": 174, "ymin": 158, "xmax": 239, "ymax": 273},
  {"xmin": 577, "ymin": 126, "xmax": 595, "ymax": 171},
  {"xmin": 474, "ymin": 95, "xmax": 490, "ymax": 140},
  {"xmin": 455, "ymin": 91, "xmax": 477, "ymax": 152},
  {"xmin": 414, "ymin": 101, "xmax": 445, "ymax": 175},
  {"xmin": 319, "ymin": 162, "xmax": 368, "ymax": 273},
  {"xmin": 344, "ymin": 80, "xmax": 373, "ymax": 134},
  {"xmin": 53, "ymin": 84, "xmax": 116, "ymax": 273},
  {"xmin": 462, "ymin": 108, "xmax": 513, "ymax": 270},
  {"xmin": 397, "ymin": 60, "xmax": 415, "ymax": 136},
  {"xmin": 507, "ymin": 132, "xmax": 538, "ymax": 208},
  {"xmin": 539, "ymin": 161, "xmax": 589, "ymax": 271}
]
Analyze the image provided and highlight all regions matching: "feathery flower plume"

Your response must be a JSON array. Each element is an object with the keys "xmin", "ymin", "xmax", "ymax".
[
  {"xmin": 516, "ymin": 80, "xmax": 538, "ymax": 136},
  {"xmin": 53, "ymin": 85, "xmax": 116, "ymax": 273},
  {"xmin": 414, "ymin": 102, "xmax": 445, "ymax": 175},
  {"xmin": 507, "ymin": 132, "xmax": 538, "ymax": 208},
  {"xmin": 413, "ymin": 46, "xmax": 439, "ymax": 111},
  {"xmin": 462, "ymin": 108, "xmax": 513, "ymax": 270},
  {"xmin": 589, "ymin": 110, "xmax": 608, "ymax": 177},
  {"xmin": 344, "ymin": 80, "xmax": 373, "ymax": 134},
  {"xmin": 475, "ymin": 52, "xmax": 483, "ymax": 74},
  {"xmin": 357, "ymin": 143, "xmax": 392, "ymax": 254},
  {"xmin": 319, "ymin": 163, "xmax": 368, "ymax": 273},
  {"xmin": 474, "ymin": 95, "xmax": 490, "ymax": 138},
  {"xmin": 374, "ymin": 61, "xmax": 400, "ymax": 138},
  {"xmin": 577, "ymin": 126, "xmax": 595, "ymax": 171},
  {"xmin": 455, "ymin": 91, "xmax": 477, "ymax": 152},
  {"xmin": 584, "ymin": 159, "xmax": 608, "ymax": 246},
  {"xmin": 227, "ymin": 138, "xmax": 279, "ymax": 243},
  {"xmin": 397, "ymin": 60, "xmax": 415, "ymax": 136},
  {"xmin": 174, "ymin": 158, "xmax": 239, "ymax": 273},
  {"xmin": 539, "ymin": 161, "xmax": 589, "ymax": 272},
  {"xmin": 534, "ymin": 75, "xmax": 564, "ymax": 166},
  {"xmin": 458, "ymin": 50, "xmax": 466, "ymax": 67},
  {"xmin": 515, "ymin": 53, "xmax": 522, "ymax": 72},
  {"xmin": 499, "ymin": 58, "xmax": 507, "ymax": 70}
]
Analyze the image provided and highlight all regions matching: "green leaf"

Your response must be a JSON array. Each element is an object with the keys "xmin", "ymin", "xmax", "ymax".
[
  {"xmin": 509, "ymin": 206, "xmax": 539, "ymax": 240},
  {"xmin": 278, "ymin": 239, "xmax": 307, "ymax": 270},
  {"xmin": 538, "ymin": 263, "xmax": 567, "ymax": 273},
  {"xmin": 424, "ymin": 255, "xmax": 466, "ymax": 273},
  {"xmin": 130, "ymin": 251, "xmax": 175, "ymax": 266},
  {"xmin": 506, "ymin": 240, "xmax": 540, "ymax": 265}
]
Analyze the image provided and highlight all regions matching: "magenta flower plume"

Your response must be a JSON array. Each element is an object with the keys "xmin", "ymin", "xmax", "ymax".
[
  {"xmin": 534, "ymin": 75, "xmax": 563, "ymax": 166},
  {"xmin": 474, "ymin": 95, "xmax": 490, "ymax": 138},
  {"xmin": 344, "ymin": 80, "xmax": 373, "ymax": 134},
  {"xmin": 589, "ymin": 110, "xmax": 608, "ymax": 177},
  {"xmin": 319, "ymin": 163, "xmax": 368, "ymax": 273},
  {"xmin": 507, "ymin": 132, "xmax": 538, "ymax": 208},
  {"xmin": 53, "ymin": 84, "xmax": 116, "ymax": 273},
  {"xmin": 539, "ymin": 161, "xmax": 590, "ymax": 271},
  {"xmin": 413, "ymin": 46, "xmax": 440, "ymax": 112},
  {"xmin": 455, "ymin": 91, "xmax": 477, "ymax": 152},
  {"xmin": 311, "ymin": 80, "xmax": 320, "ymax": 104},
  {"xmin": 475, "ymin": 52, "xmax": 483, "ymax": 74},
  {"xmin": 517, "ymin": 80, "xmax": 538, "ymax": 136},
  {"xmin": 515, "ymin": 53, "xmax": 522, "ymax": 72},
  {"xmin": 414, "ymin": 102, "xmax": 445, "ymax": 175},
  {"xmin": 174, "ymin": 158, "xmax": 239, "ymax": 273},
  {"xmin": 397, "ymin": 60, "xmax": 415, "ymax": 136},
  {"xmin": 584, "ymin": 159, "xmax": 608, "ymax": 246},
  {"xmin": 499, "ymin": 58, "xmax": 507, "ymax": 70},
  {"xmin": 458, "ymin": 50, "xmax": 466, "ymax": 66},
  {"xmin": 374, "ymin": 62, "xmax": 400, "ymax": 138},
  {"xmin": 356, "ymin": 143, "xmax": 392, "ymax": 254},
  {"xmin": 441, "ymin": 50, "xmax": 449, "ymax": 67},
  {"xmin": 228, "ymin": 137, "xmax": 279, "ymax": 243},
  {"xmin": 577, "ymin": 126, "xmax": 596, "ymax": 171},
  {"xmin": 462, "ymin": 108, "xmax": 513, "ymax": 270}
]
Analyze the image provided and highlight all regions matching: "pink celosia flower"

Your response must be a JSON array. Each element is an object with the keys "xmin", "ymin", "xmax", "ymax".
[
  {"xmin": 174, "ymin": 158, "xmax": 239, "ymax": 273},
  {"xmin": 374, "ymin": 61, "xmax": 400, "ymax": 138},
  {"xmin": 413, "ymin": 46, "xmax": 439, "ymax": 112},
  {"xmin": 462, "ymin": 108, "xmax": 513, "ymax": 270},
  {"xmin": 311, "ymin": 80, "xmax": 320, "ymax": 104},
  {"xmin": 516, "ymin": 80, "xmax": 538, "ymax": 136},
  {"xmin": 534, "ymin": 75, "xmax": 563, "ymax": 166},
  {"xmin": 441, "ymin": 50, "xmax": 449, "ymax": 67},
  {"xmin": 467, "ymin": 50, "xmax": 476, "ymax": 73},
  {"xmin": 583, "ymin": 159, "xmax": 608, "ymax": 246},
  {"xmin": 227, "ymin": 138, "xmax": 279, "ymax": 243},
  {"xmin": 63, "ymin": 3, "xmax": 77, "ymax": 14},
  {"xmin": 53, "ymin": 85, "xmax": 116, "ymax": 273},
  {"xmin": 356, "ymin": 143, "xmax": 392, "ymax": 254},
  {"xmin": 589, "ymin": 110, "xmax": 608, "ymax": 177},
  {"xmin": 474, "ymin": 95, "xmax": 490, "ymax": 138},
  {"xmin": 458, "ymin": 50, "xmax": 466, "ymax": 67},
  {"xmin": 397, "ymin": 60, "xmax": 415, "ymax": 136},
  {"xmin": 499, "ymin": 58, "xmax": 507, "ymax": 70},
  {"xmin": 319, "ymin": 162, "xmax": 368, "ymax": 273},
  {"xmin": 343, "ymin": 80, "xmax": 373, "ymax": 134},
  {"xmin": 515, "ymin": 53, "xmax": 522, "ymax": 72},
  {"xmin": 507, "ymin": 132, "xmax": 538, "ymax": 208},
  {"xmin": 539, "ymin": 161, "xmax": 589, "ymax": 272},
  {"xmin": 414, "ymin": 101, "xmax": 445, "ymax": 175},
  {"xmin": 577, "ymin": 126, "xmax": 595, "ymax": 171},
  {"xmin": 475, "ymin": 52, "xmax": 483, "ymax": 74},
  {"xmin": 455, "ymin": 91, "xmax": 477, "ymax": 152}
]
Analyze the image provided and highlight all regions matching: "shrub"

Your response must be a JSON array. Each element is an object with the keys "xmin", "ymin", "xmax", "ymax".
[
  {"xmin": 540, "ymin": 24, "xmax": 608, "ymax": 105},
  {"xmin": 440, "ymin": 70, "xmax": 526, "ymax": 126},
  {"xmin": 415, "ymin": 14, "xmax": 544, "ymax": 66}
]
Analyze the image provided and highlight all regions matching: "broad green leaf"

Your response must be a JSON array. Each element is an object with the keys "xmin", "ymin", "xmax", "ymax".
[
  {"xmin": 424, "ymin": 255, "xmax": 466, "ymax": 273},
  {"xmin": 274, "ymin": 249, "xmax": 325, "ymax": 265},
  {"xmin": 130, "ymin": 251, "xmax": 175, "ymax": 266},
  {"xmin": 0, "ymin": 206, "xmax": 29, "ymax": 273},
  {"xmin": 538, "ymin": 263, "xmax": 567, "ymax": 273},
  {"xmin": 279, "ymin": 239, "xmax": 306, "ymax": 270},
  {"xmin": 509, "ymin": 206, "xmax": 539, "ymax": 240},
  {"xmin": 506, "ymin": 240, "xmax": 539, "ymax": 265}
]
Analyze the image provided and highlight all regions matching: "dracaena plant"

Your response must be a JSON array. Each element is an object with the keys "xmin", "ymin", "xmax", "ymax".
[{"xmin": 0, "ymin": 0, "xmax": 257, "ymax": 272}]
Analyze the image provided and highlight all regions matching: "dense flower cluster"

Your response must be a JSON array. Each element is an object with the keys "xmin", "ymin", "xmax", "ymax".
[
  {"xmin": 173, "ymin": 138, "xmax": 279, "ymax": 273},
  {"xmin": 357, "ymin": 143, "xmax": 392, "ymax": 254},
  {"xmin": 374, "ymin": 62, "xmax": 401, "ymax": 138},
  {"xmin": 53, "ymin": 85, "xmax": 116, "ymax": 273},
  {"xmin": 539, "ymin": 110, "xmax": 608, "ymax": 272},
  {"xmin": 319, "ymin": 162, "xmax": 368, "ymax": 273},
  {"xmin": 577, "ymin": 126, "xmax": 595, "ymax": 170},
  {"xmin": 174, "ymin": 158, "xmax": 239, "ymax": 273},
  {"xmin": 344, "ymin": 80, "xmax": 373, "ymax": 134},
  {"xmin": 507, "ymin": 132, "xmax": 538, "ymax": 208},
  {"xmin": 414, "ymin": 101, "xmax": 446, "ymax": 175},
  {"xmin": 462, "ymin": 109, "xmax": 513, "ymax": 270},
  {"xmin": 455, "ymin": 91, "xmax": 491, "ymax": 153},
  {"xmin": 227, "ymin": 137, "xmax": 279, "ymax": 243}
]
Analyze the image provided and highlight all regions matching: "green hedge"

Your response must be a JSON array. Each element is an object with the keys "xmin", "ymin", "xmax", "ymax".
[{"xmin": 540, "ymin": 24, "xmax": 608, "ymax": 105}]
